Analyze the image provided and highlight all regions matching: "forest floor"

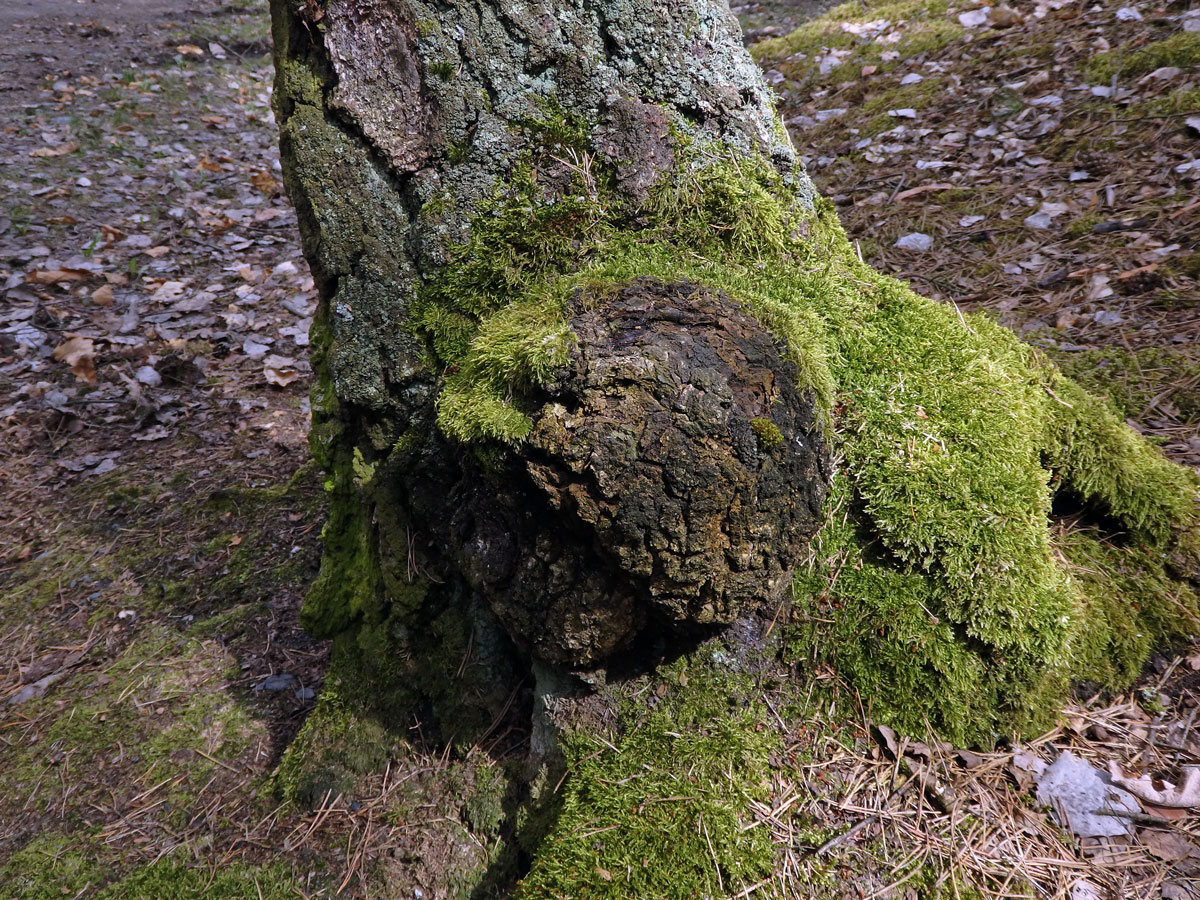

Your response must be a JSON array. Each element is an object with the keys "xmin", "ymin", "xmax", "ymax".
[{"xmin": 0, "ymin": 0, "xmax": 1197, "ymax": 899}]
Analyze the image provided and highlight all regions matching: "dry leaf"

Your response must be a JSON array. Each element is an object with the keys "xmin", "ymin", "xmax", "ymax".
[
  {"xmin": 29, "ymin": 141, "xmax": 80, "ymax": 158},
  {"xmin": 91, "ymin": 284, "xmax": 114, "ymax": 306},
  {"xmin": 250, "ymin": 171, "xmax": 282, "ymax": 194},
  {"xmin": 1108, "ymin": 763, "xmax": 1200, "ymax": 808},
  {"xmin": 264, "ymin": 355, "xmax": 301, "ymax": 387},
  {"xmin": 175, "ymin": 44, "xmax": 205, "ymax": 56},
  {"xmin": 894, "ymin": 183, "xmax": 955, "ymax": 202},
  {"xmin": 27, "ymin": 268, "xmax": 88, "ymax": 285},
  {"xmin": 144, "ymin": 246, "xmax": 171, "ymax": 259},
  {"xmin": 52, "ymin": 336, "xmax": 97, "ymax": 383},
  {"xmin": 1139, "ymin": 829, "xmax": 1194, "ymax": 862}
]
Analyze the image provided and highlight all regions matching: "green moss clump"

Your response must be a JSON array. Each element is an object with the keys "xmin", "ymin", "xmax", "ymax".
[
  {"xmin": 751, "ymin": 417, "xmax": 785, "ymax": 448},
  {"xmin": 0, "ymin": 834, "xmax": 104, "ymax": 900},
  {"xmin": 98, "ymin": 860, "xmax": 301, "ymax": 900},
  {"xmin": 274, "ymin": 683, "xmax": 391, "ymax": 806},
  {"xmin": 519, "ymin": 662, "xmax": 776, "ymax": 900},
  {"xmin": 751, "ymin": 0, "xmax": 962, "ymax": 80},
  {"xmin": 1085, "ymin": 31, "xmax": 1200, "ymax": 83}
]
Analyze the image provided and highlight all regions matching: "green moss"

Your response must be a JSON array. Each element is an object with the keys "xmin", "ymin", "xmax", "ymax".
[
  {"xmin": 300, "ymin": 444, "xmax": 373, "ymax": 637},
  {"xmin": 519, "ymin": 661, "xmax": 776, "ymax": 900},
  {"xmin": 1060, "ymin": 525, "xmax": 1200, "ymax": 688},
  {"xmin": 0, "ymin": 833, "xmax": 104, "ymax": 900},
  {"xmin": 860, "ymin": 76, "xmax": 946, "ymax": 116},
  {"xmin": 752, "ymin": 0, "xmax": 962, "ymax": 80},
  {"xmin": 1180, "ymin": 251, "xmax": 1200, "ymax": 280},
  {"xmin": 1051, "ymin": 346, "xmax": 1200, "ymax": 423},
  {"xmin": 1086, "ymin": 31, "xmax": 1200, "ymax": 83},
  {"xmin": 1065, "ymin": 212, "xmax": 1105, "ymax": 238},
  {"xmin": 98, "ymin": 859, "xmax": 300, "ymax": 900},
  {"xmin": 274, "ymin": 684, "xmax": 391, "ymax": 806},
  {"xmin": 435, "ymin": 298, "xmax": 575, "ymax": 443},
  {"xmin": 751, "ymin": 417, "xmax": 785, "ymax": 448}
]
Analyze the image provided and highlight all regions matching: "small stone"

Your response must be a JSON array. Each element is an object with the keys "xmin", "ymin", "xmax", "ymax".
[
  {"xmin": 135, "ymin": 365, "xmax": 162, "ymax": 387},
  {"xmin": 900, "ymin": 73, "xmax": 924, "ymax": 85},
  {"xmin": 894, "ymin": 232, "xmax": 933, "ymax": 251},
  {"xmin": 257, "ymin": 673, "xmax": 296, "ymax": 692},
  {"xmin": 296, "ymin": 687, "xmax": 316, "ymax": 701},
  {"xmin": 1024, "ymin": 211, "xmax": 1053, "ymax": 230},
  {"xmin": 1115, "ymin": 6, "xmax": 1142, "ymax": 20},
  {"xmin": 1093, "ymin": 309, "xmax": 1123, "ymax": 326},
  {"xmin": 888, "ymin": 108, "xmax": 917, "ymax": 119},
  {"xmin": 958, "ymin": 7, "xmax": 991, "ymax": 26}
]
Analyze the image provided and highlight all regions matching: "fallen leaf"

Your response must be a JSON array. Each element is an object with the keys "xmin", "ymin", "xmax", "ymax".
[
  {"xmin": 1139, "ymin": 829, "xmax": 1193, "ymax": 861},
  {"xmin": 250, "ymin": 171, "xmax": 282, "ymax": 194},
  {"xmin": 143, "ymin": 246, "xmax": 171, "ymax": 259},
  {"xmin": 29, "ymin": 141, "xmax": 80, "ymax": 158},
  {"xmin": 91, "ymin": 284, "xmax": 114, "ymax": 306},
  {"xmin": 264, "ymin": 355, "xmax": 301, "ymax": 387},
  {"xmin": 52, "ymin": 336, "xmax": 97, "ymax": 383},
  {"xmin": 1108, "ymin": 763, "xmax": 1200, "ymax": 808},
  {"xmin": 894, "ymin": 183, "xmax": 954, "ymax": 201},
  {"xmin": 27, "ymin": 268, "xmax": 88, "ymax": 285},
  {"xmin": 150, "ymin": 281, "xmax": 188, "ymax": 303},
  {"xmin": 175, "ymin": 43, "xmax": 205, "ymax": 56}
]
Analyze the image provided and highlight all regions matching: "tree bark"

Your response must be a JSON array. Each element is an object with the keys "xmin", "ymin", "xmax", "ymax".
[
  {"xmin": 271, "ymin": 0, "xmax": 831, "ymax": 671},
  {"xmin": 269, "ymin": 1, "xmax": 1200, "ymax": 894}
]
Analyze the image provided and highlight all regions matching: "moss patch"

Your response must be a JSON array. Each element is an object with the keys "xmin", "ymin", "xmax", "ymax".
[
  {"xmin": 1085, "ymin": 31, "xmax": 1200, "ymax": 83},
  {"xmin": 519, "ymin": 659, "xmax": 776, "ymax": 900},
  {"xmin": 751, "ymin": 0, "xmax": 963, "ymax": 80}
]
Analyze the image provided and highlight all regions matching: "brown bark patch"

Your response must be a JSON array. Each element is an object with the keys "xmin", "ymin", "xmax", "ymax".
[{"xmin": 450, "ymin": 278, "xmax": 830, "ymax": 668}]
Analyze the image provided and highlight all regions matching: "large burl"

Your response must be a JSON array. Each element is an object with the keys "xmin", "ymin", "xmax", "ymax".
[{"xmin": 445, "ymin": 279, "xmax": 830, "ymax": 668}]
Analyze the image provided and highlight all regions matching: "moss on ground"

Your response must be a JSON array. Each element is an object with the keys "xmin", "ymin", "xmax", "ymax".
[
  {"xmin": 750, "ymin": 0, "xmax": 963, "ymax": 79},
  {"xmin": 1050, "ymin": 346, "xmax": 1200, "ymax": 423},
  {"xmin": 519, "ymin": 657, "xmax": 777, "ymax": 900},
  {"xmin": 1085, "ymin": 31, "xmax": 1200, "ymax": 83}
]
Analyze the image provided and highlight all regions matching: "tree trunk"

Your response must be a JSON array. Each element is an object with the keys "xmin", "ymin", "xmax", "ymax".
[
  {"xmin": 269, "ymin": 0, "xmax": 1199, "ymax": 894},
  {"xmin": 271, "ymin": 0, "xmax": 834, "ymax": 681}
]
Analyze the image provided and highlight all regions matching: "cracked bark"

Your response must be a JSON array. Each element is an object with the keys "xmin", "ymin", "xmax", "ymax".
[{"xmin": 270, "ymin": 0, "xmax": 828, "ymax": 679}]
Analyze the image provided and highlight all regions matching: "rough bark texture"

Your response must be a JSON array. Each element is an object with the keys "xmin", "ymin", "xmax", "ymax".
[
  {"xmin": 463, "ymin": 278, "xmax": 829, "ymax": 665},
  {"xmin": 271, "ymin": 0, "xmax": 829, "ymax": 672}
]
